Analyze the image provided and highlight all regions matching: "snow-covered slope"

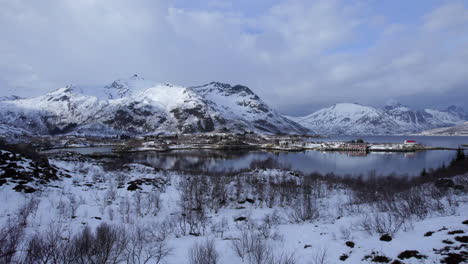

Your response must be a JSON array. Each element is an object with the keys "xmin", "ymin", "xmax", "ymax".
[
  {"xmin": 419, "ymin": 122, "xmax": 468, "ymax": 136},
  {"xmin": 446, "ymin": 105, "xmax": 468, "ymax": 120},
  {"xmin": 288, "ymin": 103, "xmax": 400, "ymax": 135},
  {"xmin": 0, "ymin": 75, "xmax": 308, "ymax": 136},
  {"xmin": 0, "ymin": 95, "xmax": 23, "ymax": 102},
  {"xmin": 289, "ymin": 102, "xmax": 466, "ymax": 135}
]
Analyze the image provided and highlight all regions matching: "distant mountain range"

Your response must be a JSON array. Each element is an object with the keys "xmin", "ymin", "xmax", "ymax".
[
  {"xmin": 0, "ymin": 75, "xmax": 307, "ymax": 138},
  {"xmin": 418, "ymin": 122, "xmax": 468, "ymax": 136},
  {"xmin": 287, "ymin": 102, "xmax": 467, "ymax": 135},
  {"xmin": 1, "ymin": 76, "xmax": 466, "ymax": 138}
]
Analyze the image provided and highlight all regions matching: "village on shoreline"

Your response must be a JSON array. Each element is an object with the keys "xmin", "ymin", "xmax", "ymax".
[{"xmin": 27, "ymin": 133, "xmax": 461, "ymax": 155}]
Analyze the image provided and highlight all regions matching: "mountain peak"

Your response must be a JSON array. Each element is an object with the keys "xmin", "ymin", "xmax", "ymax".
[
  {"xmin": 193, "ymin": 82, "xmax": 257, "ymax": 98},
  {"xmin": 209, "ymin": 82, "xmax": 231, "ymax": 89},
  {"xmin": 331, "ymin": 103, "xmax": 369, "ymax": 111},
  {"xmin": 446, "ymin": 105, "xmax": 466, "ymax": 119},
  {"xmin": 0, "ymin": 95, "xmax": 23, "ymax": 102},
  {"xmin": 98, "ymin": 75, "xmax": 154, "ymax": 99},
  {"xmin": 290, "ymin": 101, "xmax": 466, "ymax": 135},
  {"xmin": 0, "ymin": 77, "xmax": 308, "ymax": 136},
  {"xmin": 384, "ymin": 99, "xmax": 407, "ymax": 109}
]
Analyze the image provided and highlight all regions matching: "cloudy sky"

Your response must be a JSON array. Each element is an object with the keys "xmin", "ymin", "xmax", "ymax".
[{"xmin": 1, "ymin": 0, "xmax": 467, "ymax": 115}]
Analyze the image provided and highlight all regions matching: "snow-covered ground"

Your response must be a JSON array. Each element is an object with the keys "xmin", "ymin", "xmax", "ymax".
[{"xmin": 1, "ymin": 151, "xmax": 467, "ymax": 263}]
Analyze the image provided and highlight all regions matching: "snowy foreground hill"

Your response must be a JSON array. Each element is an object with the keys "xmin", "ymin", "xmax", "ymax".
[
  {"xmin": 0, "ymin": 75, "xmax": 307, "ymax": 138},
  {"xmin": 1, "ymin": 149, "xmax": 467, "ymax": 263},
  {"xmin": 288, "ymin": 102, "xmax": 467, "ymax": 135}
]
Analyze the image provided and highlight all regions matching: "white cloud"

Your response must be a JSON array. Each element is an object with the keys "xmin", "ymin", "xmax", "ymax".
[{"xmin": 0, "ymin": 0, "xmax": 467, "ymax": 114}]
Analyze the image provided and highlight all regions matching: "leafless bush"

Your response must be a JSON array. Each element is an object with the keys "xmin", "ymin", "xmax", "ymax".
[
  {"xmin": 72, "ymin": 223, "xmax": 128, "ymax": 264},
  {"xmin": 231, "ymin": 229, "xmax": 280, "ymax": 264},
  {"xmin": 116, "ymin": 172, "xmax": 128, "ymax": 188},
  {"xmin": 133, "ymin": 191, "xmax": 144, "ymax": 218},
  {"xmin": 263, "ymin": 211, "xmax": 282, "ymax": 227},
  {"xmin": 311, "ymin": 247, "xmax": 329, "ymax": 264},
  {"xmin": 125, "ymin": 224, "xmax": 172, "ymax": 264},
  {"xmin": 211, "ymin": 217, "xmax": 229, "ymax": 238},
  {"xmin": 108, "ymin": 207, "xmax": 115, "ymax": 221},
  {"xmin": 189, "ymin": 239, "xmax": 220, "ymax": 264},
  {"xmin": 105, "ymin": 184, "xmax": 118, "ymax": 203},
  {"xmin": 272, "ymin": 252, "xmax": 297, "ymax": 264},
  {"xmin": 175, "ymin": 193, "xmax": 210, "ymax": 236},
  {"xmin": 289, "ymin": 198, "xmax": 320, "ymax": 223},
  {"xmin": 92, "ymin": 171, "xmax": 105, "ymax": 183},
  {"xmin": 144, "ymin": 191, "xmax": 161, "ymax": 216},
  {"xmin": 23, "ymin": 225, "xmax": 72, "ymax": 264},
  {"xmin": 0, "ymin": 218, "xmax": 25, "ymax": 264},
  {"xmin": 257, "ymin": 218, "xmax": 282, "ymax": 241},
  {"xmin": 358, "ymin": 213, "xmax": 409, "ymax": 236},
  {"xmin": 119, "ymin": 196, "xmax": 132, "ymax": 224},
  {"xmin": 18, "ymin": 197, "xmax": 40, "ymax": 226},
  {"xmin": 231, "ymin": 229, "xmax": 250, "ymax": 262},
  {"xmin": 246, "ymin": 234, "xmax": 273, "ymax": 264},
  {"xmin": 339, "ymin": 225, "xmax": 352, "ymax": 240}
]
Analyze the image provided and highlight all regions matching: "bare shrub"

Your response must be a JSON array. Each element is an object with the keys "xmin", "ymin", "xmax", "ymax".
[
  {"xmin": 231, "ymin": 229, "xmax": 250, "ymax": 262},
  {"xmin": 376, "ymin": 187, "xmax": 431, "ymax": 221},
  {"xmin": 230, "ymin": 229, "xmax": 278, "ymax": 264},
  {"xmin": 23, "ymin": 225, "xmax": 72, "ymax": 264},
  {"xmin": 68, "ymin": 194, "xmax": 79, "ymax": 218},
  {"xmin": 339, "ymin": 225, "xmax": 352, "ymax": 240},
  {"xmin": 246, "ymin": 234, "xmax": 273, "ymax": 264},
  {"xmin": 211, "ymin": 217, "xmax": 229, "ymax": 238},
  {"xmin": 105, "ymin": 184, "xmax": 118, "ymax": 203},
  {"xmin": 0, "ymin": 218, "xmax": 25, "ymax": 264},
  {"xmin": 116, "ymin": 172, "xmax": 128, "ymax": 188},
  {"xmin": 257, "ymin": 217, "xmax": 282, "ymax": 241},
  {"xmin": 272, "ymin": 252, "xmax": 297, "ymax": 264},
  {"xmin": 119, "ymin": 196, "xmax": 132, "ymax": 224},
  {"xmin": 125, "ymin": 224, "xmax": 172, "ymax": 264},
  {"xmin": 189, "ymin": 239, "xmax": 220, "ymax": 264},
  {"xmin": 18, "ymin": 197, "xmax": 40, "ymax": 226},
  {"xmin": 133, "ymin": 191, "xmax": 144, "ymax": 218},
  {"xmin": 289, "ymin": 198, "xmax": 320, "ymax": 223},
  {"xmin": 311, "ymin": 247, "xmax": 329, "ymax": 264},
  {"xmin": 72, "ymin": 223, "xmax": 128, "ymax": 264},
  {"xmin": 145, "ymin": 191, "xmax": 161, "ymax": 216},
  {"xmin": 358, "ymin": 213, "xmax": 409, "ymax": 236}
]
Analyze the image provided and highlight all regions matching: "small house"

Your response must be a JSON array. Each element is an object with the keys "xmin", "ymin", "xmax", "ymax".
[{"xmin": 404, "ymin": 140, "xmax": 417, "ymax": 145}]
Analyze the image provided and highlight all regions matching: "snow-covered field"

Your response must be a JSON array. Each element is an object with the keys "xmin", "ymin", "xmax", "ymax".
[{"xmin": 1, "ymin": 150, "xmax": 467, "ymax": 263}]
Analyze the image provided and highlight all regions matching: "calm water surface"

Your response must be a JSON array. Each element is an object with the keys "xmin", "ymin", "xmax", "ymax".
[
  {"xmin": 45, "ymin": 136, "xmax": 468, "ymax": 177},
  {"xmin": 124, "ymin": 149, "xmax": 458, "ymax": 177}
]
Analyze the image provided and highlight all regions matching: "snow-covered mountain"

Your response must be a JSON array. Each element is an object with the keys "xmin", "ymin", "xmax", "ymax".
[
  {"xmin": 288, "ymin": 102, "xmax": 467, "ymax": 135},
  {"xmin": 418, "ymin": 122, "xmax": 468, "ymax": 136},
  {"xmin": 286, "ymin": 103, "xmax": 400, "ymax": 135},
  {"xmin": 0, "ymin": 75, "xmax": 308, "ymax": 137},
  {"xmin": 0, "ymin": 95, "xmax": 23, "ymax": 102},
  {"xmin": 446, "ymin": 105, "xmax": 468, "ymax": 120}
]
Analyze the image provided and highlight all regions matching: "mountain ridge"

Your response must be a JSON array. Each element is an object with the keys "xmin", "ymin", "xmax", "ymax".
[
  {"xmin": 0, "ymin": 76, "xmax": 309, "ymax": 138},
  {"xmin": 288, "ymin": 102, "xmax": 467, "ymax": 135}
]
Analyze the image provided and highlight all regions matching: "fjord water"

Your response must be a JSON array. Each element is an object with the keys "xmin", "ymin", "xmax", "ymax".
[
  {"xmin": 125, "ymin": 149, "xmax": 458, "ymax": 177},
  {"xmin": 128, "ymin": 135, "xmax": 466, "ymax": 176},
  {"xmin": 49, "ymin": 136, "xmax": 467, "ymax": 177}
]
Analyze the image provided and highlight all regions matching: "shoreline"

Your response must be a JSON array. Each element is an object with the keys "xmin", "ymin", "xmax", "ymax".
[{"xmin": 40, "ymin": 143, "xmax": 459, "ymax": 156}]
